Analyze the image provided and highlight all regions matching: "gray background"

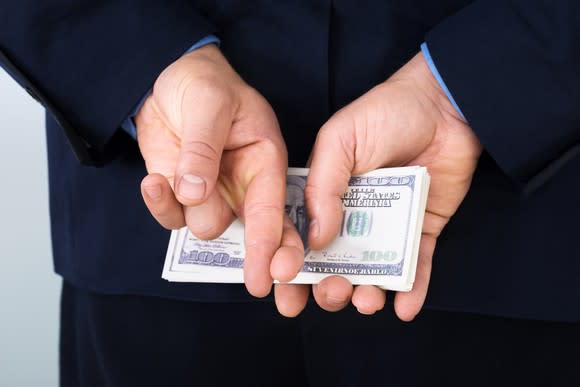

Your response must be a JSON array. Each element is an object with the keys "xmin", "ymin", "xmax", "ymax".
[{"xmin": 0, "ymin": 70, "xmax": 59, "ymax": 385}]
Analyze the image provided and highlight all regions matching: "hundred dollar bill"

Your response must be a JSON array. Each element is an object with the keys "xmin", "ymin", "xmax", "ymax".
[{"xmin": 162, "ymin": 166, "xmax": 430, "ymax": 291}]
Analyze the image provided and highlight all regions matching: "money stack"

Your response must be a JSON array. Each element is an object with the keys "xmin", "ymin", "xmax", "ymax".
[{"xmin": 162, "ymin": 166, "xmax": 430, "ymax": 291}]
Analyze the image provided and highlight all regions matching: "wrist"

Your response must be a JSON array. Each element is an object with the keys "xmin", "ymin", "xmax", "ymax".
[
  {"xmin": 414, "ymin": 52, "xmax": 466, "ymax": 125},
  {"xmin": 418, "ymin": 51, "xmax": 483, "ymax": 158},
  {"xmin": 395, "ymin": 52, "xmax": 483, "ymax": 159}
]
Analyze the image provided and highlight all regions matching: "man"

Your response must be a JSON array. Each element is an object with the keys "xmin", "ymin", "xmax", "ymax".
[{"xmin": 1, "ymin": 1, "xmax": 579, "ymax": 386}]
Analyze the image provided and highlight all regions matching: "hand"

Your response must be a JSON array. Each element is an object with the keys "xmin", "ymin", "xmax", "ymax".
[
  {"xmin": 136, "ymin": 44, "xmax": 304, "ymax": 297},
  {"xmin": 274, "ymin": 52, "xmax": 483, "ymax": 320}
]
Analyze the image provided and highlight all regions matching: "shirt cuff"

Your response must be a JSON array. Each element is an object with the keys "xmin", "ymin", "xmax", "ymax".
[
  {"xmin": 121, "ymin": 35, "xmax": 221, "ymax": 139},
  {"xmin": 420, "ymin": 42, "xmax": 466, "ymax": 122}
]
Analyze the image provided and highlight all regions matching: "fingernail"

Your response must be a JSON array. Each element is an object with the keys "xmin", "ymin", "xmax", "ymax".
[
  {"xmin": 179, "ymin": 174, "xmax": 205, "ymax": 200},
  {"xmin": 309, "ymin": 219, "xmax": 319, "ymax": 240},
  {"xmin": 144, "ymin": 184, "xmax": 162, "ymax": 200}
]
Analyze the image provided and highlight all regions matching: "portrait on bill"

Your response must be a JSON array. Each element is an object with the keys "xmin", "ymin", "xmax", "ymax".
[{"xmin": 285, "ymin": 174, "xmax": 309, "ymax": 253}]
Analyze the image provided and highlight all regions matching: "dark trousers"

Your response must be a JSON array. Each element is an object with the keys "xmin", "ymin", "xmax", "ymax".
[{"xmin": 60, "ymin": 281, "xmax": 580, "ymax": 387}]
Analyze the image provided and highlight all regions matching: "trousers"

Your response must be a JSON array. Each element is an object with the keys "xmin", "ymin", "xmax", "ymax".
[{"xmin": 60, "ymin": 281, "xmax": 580, "ymax": 387}]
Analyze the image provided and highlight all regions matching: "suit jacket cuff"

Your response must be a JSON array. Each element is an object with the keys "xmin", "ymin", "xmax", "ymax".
[
  {"xmin": 0, "ymin": 1, "xmax": 217, "ymax": 165},
  {"xmin": 425, "ymin": 0, "xmax": 580, "ymax": 187}
]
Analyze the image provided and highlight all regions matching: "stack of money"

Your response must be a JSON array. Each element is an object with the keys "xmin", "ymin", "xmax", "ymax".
[{"xmin": 162, "ymin": 166, "xmax": 430, "ymax": 291}]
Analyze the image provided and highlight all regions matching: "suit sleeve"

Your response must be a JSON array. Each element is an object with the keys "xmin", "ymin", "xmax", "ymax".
[
  {"xmin": 425, "ymin": 0, "xmax": 580, "ymax": 188},
  {"xmin": 0, "ymin": 0, "xmax": 216, "ymax": 165}
]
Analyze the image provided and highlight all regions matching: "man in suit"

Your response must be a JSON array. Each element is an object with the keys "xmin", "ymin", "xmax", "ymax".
[{"xmin": 1, "ymin": 1, "xmax": 579, "ymax": 386}]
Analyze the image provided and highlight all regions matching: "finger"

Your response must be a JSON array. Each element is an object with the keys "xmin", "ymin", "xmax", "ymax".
[
  {"xmin": 184, "ymin": 188, "xmax": 235, "ymax": 240},
  {"xmin": 351, "ymin": 286, "xmax": 387, "ymax": 315},
  {"xmin": 312, "ymin": 275, "xmax": 353, "ymax": 312},
  {"xmin": 174, "ymin": 87, "xmax": 233, "ymax": 207},
  {"xmin": 141, "ymin": 173, "xmax": 185, "ymax": 230},
  {"xmin": 242, "ymin": 170, "xmax": 286, "ymax": 297},
  {"xmin": 274, "ymin": 284, "xmax": 310, "ymax": 318},
  {"xmin": 270, "ymin": 215, "xmax": 305, "ymax": 283},
  {"xmin": 305, "ymin": 122, "xmax": 355, "ymax": 250},
  {"xmin": 394, "ymin": 234, "xmax": 436, "ymax": 321}
]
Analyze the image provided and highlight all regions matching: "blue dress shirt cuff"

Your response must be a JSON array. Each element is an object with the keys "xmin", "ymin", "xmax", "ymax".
[
  {"xmin": 121, "ymin": 35, "xmax": 221, "ymax": 139},
  {"xmin": 420, "ymin": 42, "xmax": 466, "ymax": 122}
]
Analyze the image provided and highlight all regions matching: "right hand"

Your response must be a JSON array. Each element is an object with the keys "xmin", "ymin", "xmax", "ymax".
[
  {"xmin": 275, "ymin": 52, "xmax": 482, "ymax": 319},
  {"xmin": 136, "ymin": 44, "xmax": 304, "ymax": 297}
]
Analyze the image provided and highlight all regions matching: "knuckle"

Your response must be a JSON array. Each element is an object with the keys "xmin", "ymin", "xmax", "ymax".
[
  {"xmin": 244, "ymin": 202, "xmax": 284, "ymax": 251},
  {"xmin": 317, "ymin": 120, "xmax": 343, "ymax": 144},
  {"xmin": 244, "ymin": 202, "xmax": 284, "ymax": 219},
  {"xmin": 188, "ymin": 76, "xmax": 232, "ymax": 106},
  {"xmin": 150, "ymin": 209, "xmax": 182, "ymax": 230},
  {"xmin": 190, "ymin": 223, "xmax": 221, "ymax": 240},
  {"xmin": 317, "ymin": 120, "xmax": 356, "ymax": 165},
  {"xmin": 149, "ymin": 208, "xmax": 167, "ymax": 221},
  {"xmin": 245, "ymin": 237, "xmax": 280, "ymax": 255},
  {"xmin": 144, "ymin": 195, "xmax": 170, "ymax": 218},
  {"xmin": 422, "ymin": 212, "xmax": 448, "ymax": 238},
  {"xmin": 255, "ymin": 139, "xmax": 287, "ymax": 164},
  {"xmin": 303, "ymin": 184, "xmax": 318, "ymax": 203},
  {"xmin": 181, "ymin": 140, "xmax": 220, "ymax": 164}
]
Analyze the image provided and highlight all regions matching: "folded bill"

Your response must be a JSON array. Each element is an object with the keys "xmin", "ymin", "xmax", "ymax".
[{"xmin": 162, "ymin": 166, "xmax": 430, "ymax": 291}]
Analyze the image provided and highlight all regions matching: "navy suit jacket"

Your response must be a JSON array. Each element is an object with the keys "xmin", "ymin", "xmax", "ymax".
[{"xmin": 1, "ymin": 1, "xmax": 579, "ymax": 320}]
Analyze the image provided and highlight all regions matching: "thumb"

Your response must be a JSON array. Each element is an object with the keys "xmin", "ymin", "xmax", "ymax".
[
  {"xmin": 174, "ymin": 88, "xmax": 234, "ymax": 206},
  {"xmin": 306, "ymin": 85, "xmax": 434, "ymax": 249},
  {"xmin": 305, "ymin": 113, "xmax": 360, "ymax": 250}
]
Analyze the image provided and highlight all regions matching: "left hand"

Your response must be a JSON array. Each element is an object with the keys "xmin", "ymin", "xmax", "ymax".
[
  {"xmin": 136, "ymin": 45, "xmax": 303, "ymax": 297},
  {"xmin": 274, "ymin": 52, "xmax": 483, "ymax": 320}
]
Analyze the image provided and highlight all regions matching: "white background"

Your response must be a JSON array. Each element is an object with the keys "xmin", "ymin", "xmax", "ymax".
[{"xmin": 0, "ymin": 70, "xmax": 59, "ymax": 385}]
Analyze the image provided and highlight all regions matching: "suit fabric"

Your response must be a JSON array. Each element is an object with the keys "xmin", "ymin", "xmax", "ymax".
[
  {"xmin": 59, "ymin": 282, "xmax": 580, "ymax": 387},
  {"xmin": 0, "ymin": 0, "xmax": 579, "ymax": 322}
]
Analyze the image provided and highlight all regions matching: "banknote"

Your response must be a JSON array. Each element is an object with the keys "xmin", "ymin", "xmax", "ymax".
[{"xmin": 162, "ymin": 166, "xmax": 430, "ymax": 291}]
